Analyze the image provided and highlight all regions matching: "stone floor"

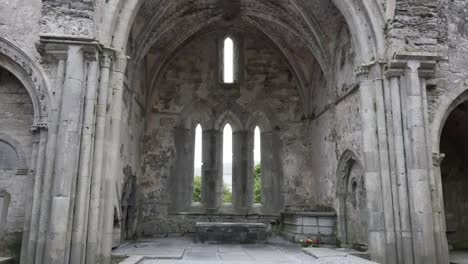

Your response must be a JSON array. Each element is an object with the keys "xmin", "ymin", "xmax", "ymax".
[
  {"xmin": 450, "ymin": 250, "xmax": 468, "ymax": 264},
  {"xmin": 113, "ymin": 237, "xmax": 378, "ymax": 264}
]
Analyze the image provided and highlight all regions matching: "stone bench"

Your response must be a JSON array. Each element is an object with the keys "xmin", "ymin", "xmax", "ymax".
[{"xmin": 195, "ymin": 222, "xmax": 268, "ymax": 244}]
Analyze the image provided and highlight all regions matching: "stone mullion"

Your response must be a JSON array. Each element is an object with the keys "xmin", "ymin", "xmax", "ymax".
[
  {"xmin": 232, "ymin": 130, "xmax": 254, "ymax": 213},
  {"xmin": 170, "ymin": 126, "xmax": 195, "ymax": 212},
  {"xmin": 202, "ymin": 129, "xmax": 223, "ymax": 212},
  {"xmin": 260, "ymin": 130, "xmax": 283, "ymax": 214},
  {"xmin": 44, "ymin": 45, "xmax": 86, "ymax": 264}
]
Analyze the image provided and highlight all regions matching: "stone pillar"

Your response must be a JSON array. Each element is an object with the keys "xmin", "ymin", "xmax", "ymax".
[
  {"xmin": 403, "ymin": 60, "xmax": 436, "ymax": 264},
  {"xmin": 170, "ymin": 126, "xmax": 195, "ymax": 211},
  {"xmin": 35, "ymin": 58, "xmax": 66, "ymax": 264},
  {"xmin": 86, "ymin": 49, "xmax": 113, "ymax": 264},
  {"xmin": 359, "ymin": 73, "xmax": 388, "ymax": 264},
  {"xmin": 232, "ymin": 130, "xmax": 254, "ymax": 212},
  {"xmin": 70, "ymin": 58, "xmax": 99, "ymax": 264},
  {"xmin": 388, "ymin": 76, "xmax": 414, "ymax": 263},
  {"xmin": 101, "ymin": 54, "xmax": 128, "ymax": 264},
  {"xmin": 261, "ymin": 130, "xmax": 284, "ymax": 214},
  {"xmin": 25, "ymin": 125, "xmax": 48, "ymax": 263},
  {"xmin": 385, "ymin": 53, "xmax": 446, "ymax": 264},
  {"xmin": 202, "ymin": 129, "xmax": 223, "ymax": 212},
  {"xmin": 44, "ymin": 45, "xmax": 86, "ymax": 264}
]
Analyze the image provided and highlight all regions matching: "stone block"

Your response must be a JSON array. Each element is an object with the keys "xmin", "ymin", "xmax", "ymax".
[
  {"xmin": 283, "ymin": 223, "xmax": 302, "ymax": 233},
  {"xmin": 302, "ymin": 216, "xmax": 318, "ymax": 226},
  {"xmin": 195, "ymin": 222, "xmax": 269, "ymax": 244},
  {"xmin": 303, "ymin": 226, "xmax": 319, "ymax": 234},
  {"xmin": 283, "ymin": 215, "xmax": 302, "ymax": 225},
  {"xmin": 318, "ymin": 226, "xmax": 334, "ymax": 235},
  {"xmin": 318, "ymin": 217, "xmax": 335, "ymax": 227}
]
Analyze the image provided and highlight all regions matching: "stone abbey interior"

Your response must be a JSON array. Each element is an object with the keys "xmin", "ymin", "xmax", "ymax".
[{"xmin": 0, "ymin": 0, "xmax": 468, "ymax": 263}]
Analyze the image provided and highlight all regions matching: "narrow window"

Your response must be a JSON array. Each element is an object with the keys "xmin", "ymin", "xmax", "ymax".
[
  {"xmin": 193, "ymin": 124, "xmax": 203, "ymax": 203},
  {"xmin": 223, "ymin": 124, "xmax": 233, "ymax": 203},
  {"xmin": 223, "ymin": 37, "xmax": 234, "ymax": 83},
  {"xmin": 253, "ymin": 126, "xmax": 262, "ymax": 204}
]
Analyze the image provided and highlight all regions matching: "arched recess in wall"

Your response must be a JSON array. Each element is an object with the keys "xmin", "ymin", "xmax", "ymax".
[
  {"xmin": 336, "ymin": 150, "xmax": 368, "ymax": 250},
  {"xmin": 434, "ymin": 89, "xmax": 468, "ymax": 251},
  {"xmin": 0, "ymin": 133, "xmax": 28, "ymax": 173},
  {"xmin": 0, "ymin": 37, "xmax": 51, "ymax": 125}
]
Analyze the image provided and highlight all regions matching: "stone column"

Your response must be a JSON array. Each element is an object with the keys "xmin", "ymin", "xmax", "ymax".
[
  {"xmin": 388, "ymin": 76, "xmax": 414, "ymax": 264},
  {"xmin": 101, "ymin": 54, "xmax": 128, "ymax": 264},
  {"xmin": 202, "ymin": 129, "xmax": 223, "ymax": 212},
  {"xmin": 260, "ymin": 130, "xmax": 284, "ymax": 214},
  {"xmin": 170, "ymin": 126, "xmax": 195, "ymax": 211},
  {"xmin": 385, "ymin": 53, "xmax": 445, "ymax": 263},
  {"xmin": 25, "ymin": 125, "xmax": 48, "ymax": 263},
  {"xmin": 403, "ymin": 60, "xmax": 437, "ymax": 264},
  {"xmin": 232, "ymin": 130, "xmax": 254, "ymax": 213},
  {"xmin": 44, "ymin": 45, "xmax": 86, "ymax": 264},
  {"xmin": 70, "ymin": 58, "xmax": 99, "ymax": 264},
  {"xmin": 86, "ymin": 49, "xmax": 113, "ymax": 264},
  {"xmin": 35, "ymin": 58, "xmax": 66, "ymax": 264}
]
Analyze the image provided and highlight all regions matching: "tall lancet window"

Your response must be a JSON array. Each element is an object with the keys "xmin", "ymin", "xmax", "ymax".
[
  {"xmin": 223, "ymin": 124, "xmax": 233, "ymax": 203},
  {"xmin": 253, "ymin": 126, "xmax": 262, "ymax": 204},
  {"xmin": 193, "ymin": 124, "xmax": 203, "ymax": 203},
  {"xmin": 223, "ymin": 37, "xmax": 234, "ymax": 83}
]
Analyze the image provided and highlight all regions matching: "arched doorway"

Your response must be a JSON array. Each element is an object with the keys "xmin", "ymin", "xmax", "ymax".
[{"xmin": 440, "ymin": 100, "xmax": 468, "ymax": 253}]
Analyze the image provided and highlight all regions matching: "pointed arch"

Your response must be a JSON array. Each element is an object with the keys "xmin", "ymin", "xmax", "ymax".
[
  {"xmin": 0, "ymin": 37, "xmax": 51, "ymax": 126},
  {"xmin": 179, "ymin": 99, "xmax": 215, "ymax": 130}
]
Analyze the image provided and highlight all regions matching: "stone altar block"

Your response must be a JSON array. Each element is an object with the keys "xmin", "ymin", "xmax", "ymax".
[{"xmin": 195, "ymin": 222, "xmax": 268, "ymax": 244}]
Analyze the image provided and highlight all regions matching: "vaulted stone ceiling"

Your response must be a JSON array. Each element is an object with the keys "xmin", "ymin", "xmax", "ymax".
[{"xmin": 128, "ymin": 0, "xmax": 354, "ymax": 114}]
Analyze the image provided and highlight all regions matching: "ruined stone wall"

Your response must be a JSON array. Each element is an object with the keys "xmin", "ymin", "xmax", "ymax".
[
  {"xmin": 0, "ymin": 68, "xmax": 34, "ymax": 258},
  {"xmin": 0, "ymin": 0, "xmax": 42, "ymax": 56},
  {"xmin": 41, "ymin": 0, "xmax": 96, "ymax": 37},
  {"xmin": 137, "ymin": 31, "xmax": 304, "ymax": 236},
  {"xmin": 387, "ymin": 0, "xmax": 447, "ymax": 54}
]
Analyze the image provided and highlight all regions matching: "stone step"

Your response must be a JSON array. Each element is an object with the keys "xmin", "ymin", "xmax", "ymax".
[{"xmin": 0, "ymin": 257, "xmax": 14, "ymax": 264}]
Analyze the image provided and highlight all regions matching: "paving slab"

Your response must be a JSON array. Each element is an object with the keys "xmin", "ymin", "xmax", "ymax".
[{"xmin": 302, "ymin": 248, "xmax": 347, "ymax": 258}]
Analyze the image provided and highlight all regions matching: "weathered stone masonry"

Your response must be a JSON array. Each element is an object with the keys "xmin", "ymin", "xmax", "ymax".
[{"xmin": 0, "ymin": 0, "xmax": 467, "ymax": 264}]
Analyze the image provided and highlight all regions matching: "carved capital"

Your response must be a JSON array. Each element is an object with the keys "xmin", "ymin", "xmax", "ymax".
[
  {"xmin": 385, "ymin": 52, "xmax": 444, "ymax": 78},
  {"xmin": 37, "ymin": 34, "xmax": 102, "ymax": 62},
  {"xmin": 432, "ymin": 152, "xmax": 446, "ymax": 167},
  {"xmin": 100, "ymin": 48, "xmax": 115, "ymax": 69}
]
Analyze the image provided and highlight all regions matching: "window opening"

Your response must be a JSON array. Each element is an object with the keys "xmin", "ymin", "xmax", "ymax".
[
  {"xmin": 253, "ymin": 126, "xmax": 262, "ymax": 204},
  {"xmin": 193, "ymin": 124, "xmax": 203, "ymax": 203},
  {"xmin": 223, "ymin": 124, "xmax": 233, "ymax": 203},
  {"xmin": 223, "ymin": 37, "xmax": 234, "ymax": 83}
]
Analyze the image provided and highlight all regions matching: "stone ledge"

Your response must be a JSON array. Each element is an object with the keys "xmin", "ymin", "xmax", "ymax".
[
  {"xmin": 196, "ymin": 222, "xmax": 267, "ymax": 228},
  {"xmin": 0, "ymin": 257, "xmax": 14, "ymax": 264}
]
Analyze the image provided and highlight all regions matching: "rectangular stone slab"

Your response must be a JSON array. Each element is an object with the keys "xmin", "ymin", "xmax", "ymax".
[
  {"xmin": 302, "ymin": 248, "xmax": 347, "ymax": 258},
  {"xmin": 195, "ymin": 222, "xmax": 268, "ymax": 244}
]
